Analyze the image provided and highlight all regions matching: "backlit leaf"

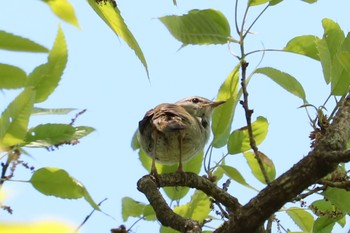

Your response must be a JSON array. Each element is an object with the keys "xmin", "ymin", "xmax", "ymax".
[
  {"xmin": 87, "ymin": 0, "xmax": 149, "ymax": 78},
  {"xmin": 42, "ymin": 0, "xmax": 80, "ymax": 28},
  {"xmin": 159, "ymin": 9, "xmax": 231, "ymax": 46},
  {"xmin": 284, "ymin": 35, "xmax": 320, "ymax": 60},
  {"xmin": 286, "ymin": 207, "xmax": 314, "ymax": 232},
  {"xmin": 0, "ymin": 221, "xmax": 74, "ymax": 233},
  {"xmin": 323, "ymin": 187, "xmax": 350, "ymax": 213},
  {"xmin": 248, "ymin": 0, "xmax": 269, "ymax": 6},
  {"xmin": 244, "ymin": 151, "xmax": 276, "ymax": 184},
  {"xmin": 0, "ymin": 30, "xmax": 48, "ymax": 52},
  {"xmin": 122, "ymin": 197, "xmax": 146, "ymax": 221},
  {"xmin": 255, "ymin": 67, "xmax": 307, "ymax": 102},
  {"xmin": 31, "ymin": 107, "xmax": 76, "ymax": 116},
  {"xmin": 26, "ymin": 26, "xmax": 67, "ymax": 103},
  {"xmin": 0, "ymin": 89, "xmax": 35, "ymax": 147},
  {"xmin": 221, "ymin": 165, "xmax": 258, "ymax": 191},
  {"xmin": 30, "ymin": 167, "xmax": 100, "ymax": 210},
  {"xmin": 0, "ymin": 64, "xmax": 27, "ymax": 89}
]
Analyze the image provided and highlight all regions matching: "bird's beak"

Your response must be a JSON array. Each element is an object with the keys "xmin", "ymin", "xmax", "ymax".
[{"xmin": 207, "ymin": 100, "xmax": 226, "ymax": 108}]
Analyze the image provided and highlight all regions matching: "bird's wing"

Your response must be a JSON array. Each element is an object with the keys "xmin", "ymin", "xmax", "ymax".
[{"xmin": 152, "ymin": 104, "xmax": 190, "ymax": 132}]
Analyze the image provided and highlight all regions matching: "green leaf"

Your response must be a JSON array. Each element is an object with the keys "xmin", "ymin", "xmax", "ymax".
[
  {"xmin": 244, "ymin": 151, "xmax": 276, "ymax": 184},
  {"xmin": 159, "ymin": 9, "xmax": 231, "ymax": 46},
  {"xmin": 121, "ymin": 197, "xmax": 146, "ymax": 221},
  {"xmin": 30, "ymin": 167, "xmax": 100, "ymax": 210},
  {"xmin": 284, "ymin": 35, "xmax": 320, "ymax": 60},
  {"xmin": 220, "ymin": 165, "xmax": 258, "ymax": 191},
  {"xmin": 0, "ymin": 64, "xmax": 27, "ymax": 89},
  {"xmin": 269, "ymin": 0, "xmax": 283, "ymax": 6},
  {"xmin": 302, "ymin": 0, "xmax": 317, "ymax": 3},
  {"xmin": 286, "ymin": 207, "xmax": 314, "ymax": 232},
  {"xmin": 313, "ymin": 216, "xmax": 336, "ymax": 233},
  {"xmin": 227, "ymin": 116, "xmax": 269, "ymax": 154},
  {"xmin": 323, "ymin": 187, "xmax": 350, "ymax": 213},
  {"xmin": 143, "ymin": 205, "xmax": 157, "ymax": 221},
  {"xmin": 87, "ymin": 0, "xmax": 149, "ymax": 78},
  {"xmin": 42, "ymin": 0, "xmax": 80, "ymax": 28},
  {"xmin": 26, "ymin": 26, "xmax": 67, "ymax": 103},
  {"xmin": 316, "ymin": 38, "xmax": 332, "ymax": 83},
  {"xmin": 25, "ymin": 124, "xmax": 94, "ymax": 148},
  {"xmin": 31, "ymin": 107, "xmax": 76, "ymax": 116},
  {"xmin": 311, "ymin": 199, "xmax": 339, "ymax": 216},
  {"xmin": 174, "ymin": 190, "xmax": 211, "ymax": 222},
  {"xmin": 0, "ymin": 89, "xmax": 35, "ymax": 148},
  {"xmin": 322, "ymin": 18, "xmax": 345, "ymax": 60},
  {"xmin": 0, "ymin": 30, "xmax": 48, "ymax": 53},
  {"xmin": 212, "ymin": 65, "xmax": 240, "ymax": 148},
  {"xmin": 255, "ymin": 67, "xmax": 307, "ymax": 102},
  {"xmin": 248, "ymin": 0, "xmax": 269, "ymax": 6}
]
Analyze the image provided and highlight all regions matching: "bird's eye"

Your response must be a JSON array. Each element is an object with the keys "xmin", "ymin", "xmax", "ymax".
[{"xmin": 191, "ymin": 98, "xmax": 200, "ymax": 104}]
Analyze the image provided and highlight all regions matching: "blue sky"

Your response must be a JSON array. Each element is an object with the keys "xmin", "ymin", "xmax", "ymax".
[{"xmin": 1, "ymin": 0, "xmax": 350, "ymax": 232}]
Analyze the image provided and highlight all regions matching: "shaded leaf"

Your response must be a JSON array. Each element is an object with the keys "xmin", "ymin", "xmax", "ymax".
[
  {"xmin": 25, "ymin": 124, "xmax": 95, "ymax": 148},
  {"xmin": 244, "ymin": 151, "xmax": 276, "ymax": 184},
  {"xmin": 30, "ymin": 167, "xmax": 100, "ymax": 210},
  {"xmin": 26, "ymin": 26, "xmax": 67, "ymax": 103},
  {"xmin": 159, "ymin": 9, "xmax": 231, "ymax": 46},
  {"xmin": 302, "ymin": 0, "xmax": 317, "ymax": 3},
  {"xmin": 227, "ymin": 116, "xmax": 269, "ymax": 154},
  {"xmin": 316, "ymin": 38, "xmax": 332, "ymax": 83},
  {"xmin": 0, "ymin": 64, "xmax": 27, "ymax": 89},
  {"xmin": 87, "ymin": 0, "xmax": 149, "ymax": 78},
  {"xmin": 31, "ymin": 107, "xmax": 76, "ymax": 116},
  {"xmin": 42, "ymin": 0, "xmax": 80, "ymax": 28},
  {"xmin": 122, "ymin": 197, "xmax": 146, "ymax": 221},
  {"xmin": 322, "ymin": 18, "xmax": 345, "ymax": 60},
  {"xmin": 269, "ymin": 0, "xmax": 283, "ymax": 6},
  {"xmin": 313, "ymin": 216, "xmax": 337, "ymax": 233},
  {"xmin": 0, "ymin": 89, "xmax": 35, "ymax": 147},
  {"xmin": 221, "ymin": 165, "xmax": 258, "ymax": 191},
  {"xmin": 212, "ymin": 65, "xmax": 240, "ymax": 148},
  {"xmin": 284, "ymin": 35, "xmax": 320, "ymax": 60},
  {"xmin": 286, "ymin": 207, "xmax": 314, "ymax": 232},
  {"xmin": 255, "ymin": 67, "xmax": 307, "ymax": 102},
  {"xmin": 0, "ymin": 30, "xmax": 48, "ymax": 53}
]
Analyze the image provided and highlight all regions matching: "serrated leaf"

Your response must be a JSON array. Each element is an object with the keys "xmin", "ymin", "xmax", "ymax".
[
  {"xmin": 159, "ymin": 9, "xmax": 230, "ymax": 46},
  {"xmin": 25, "ymin": 124, "xmax": 94, "ymax": 148},
  {"xmin": 212, "ymin": 65, "xmax": 240, "ymax": 148},
  {"xmin": 30, "ymin": 167, "xmax": 100, "ymax": 210},
  {"xmin": 0, "ymin": 89, "xmax": 35, "ymax": 147},
  {"xmin": 121, "ymin": 197, "xmax": 146, "ymax": 221},
  {"xmin": 0, "ymin": 221, "xmax": 74, "ymax": 233},
  {"xmin": 42, "ymin": 0, "xmax": 80, "ymax": 28},
  {"xmin": 286, "ymin": 207, "xmax": 314, "ymax": 232},
  {"xmin": 220, "ymin": 165, "xmax": 258, "ymax": 191},
  {"xmin": 174, "ymin": 190, "xmax": 211, "ymax": 222},
  {"xmin": 87, "ymin": 0, "xmax": 149, "ymax": 78},
  {"xmin": 284, "ymin": 35, "xmax": 320, "ymax": 60},
  {"xmin": 244, "ymin": 151, "xmax": 275, "ymax": 184},
  {"xmin": 255, "ymin": 67, "xmax": 307, "ymax": 102},
  {"xmin": 31, "ymin": 107, "xmax": 76, "ymax": 116},
  {"xmin": 0, "ymin": 64, "xmax": 27, "ymax": 89},
  {"xmin": 227, "ymin": 116, "xmax": 269, "ymax": 154},
  {"xmin": 323, "ymin": 187, "xmax": 350, "ymax": 213},
  {"xmin": 0, "ymin": 30, "xmax": 48, "ymax": 53},
  {"xmin": 26, "ymin": 26, "xmax": 67, "ymax": 103}
]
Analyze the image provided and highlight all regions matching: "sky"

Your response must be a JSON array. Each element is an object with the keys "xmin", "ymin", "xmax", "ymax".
[{"xmin": 1, "ymin": 0, "xmax": 350, "ymax": 232}]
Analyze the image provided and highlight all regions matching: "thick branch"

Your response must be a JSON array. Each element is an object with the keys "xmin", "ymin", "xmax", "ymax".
[{"xmin": 215, "ymin": 93, "xmax": 350, "ymax": 233}]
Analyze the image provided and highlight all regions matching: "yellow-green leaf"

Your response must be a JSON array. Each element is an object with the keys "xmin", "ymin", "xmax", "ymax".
[
  {"xmin": 0, "ymin": 89, "xmax": 35, "ymax": 148},
  {"xmin": 221, "ymin": 165, "xmax": 258, "ymax": 191},
  {"xmin": 0, "ymin": 221, "xmax": 74, "ymax": 233},
  {"xmin": 244, "ymin": 151, "xmax": 276, "ymax": 184},
  {"xmin": 0, "ymin": 64, "xmax": 27, "ymax": 89},
  {"xmin": 0, "ymin": 30, "xmax": 48, "ymax": 53},
  {"xmin": 122, "ymin": 197, "xmax": 146, "ymax": 221},
  {"xmin": 87, "ymin": 0, "xmax": 149, "ymax": 78},
  {"xmin": 284, "ymin": 35, "xmax": 320, "ymax": 60},
  {"xmin": 42, "ymin": 0, "xmax": 80, "ymax": 28},
  {"xmin": 286, "ymin": 207, "xmax": 314, "ymax": 232}
]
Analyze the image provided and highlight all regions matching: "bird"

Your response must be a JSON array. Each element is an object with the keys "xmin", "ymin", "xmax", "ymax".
[{"xmin": 137, "ymin": 96, "xmax": 226, "ymax": 175}]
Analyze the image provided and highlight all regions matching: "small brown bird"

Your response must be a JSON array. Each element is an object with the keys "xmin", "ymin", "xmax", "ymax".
[{"xmin": 138, "ymin": 96, "xmax": 225, "ymax": 175}]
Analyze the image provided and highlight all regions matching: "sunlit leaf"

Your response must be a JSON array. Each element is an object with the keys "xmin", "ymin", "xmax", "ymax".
[
  {"xmin": 244, "ymin": 151, "xmax": 276, "ymax": 184},
  {"xmin": 284, "ymin": 35, "xmax": 320, "ymax": 60},
  {"xmin": 0, "ymin": 64, "xmax": 27, "ymax": 89},
  {"xmin": 0, "ymin": 221, "xmax": 74, "ymax": 233},
  {"xmin": 0, "ymin": 30, "xmax": 48, "ymax": 53},
  {"xmin": 220, "ymin": 165, "xmax": 258, "ymax": 191},
  {"xmin": 313, "ymin": 216, "xmax": 337, "ymax": 233},
  {"xmin": 212, "ymin": 65, "xmax": 240, "ymax": 148},
  {"xmin": 159, "ymin": 9, "xmax": 231, "ymax": 46},
  {"xmin": 286, "ymin": 207, "xmax": 314, "ymax": 232},
  {"xmin": 322, "ymin": 18, "xmax": 345, "ymax": 59},
  {"xmin": 0, "ymin": 89, "xmax": 35, "ymax": 147},
  {"xmin": 316, "ymin": 38, "xmax": 332, "ymax": 83},
  {"xmin": 122, "ymin": 197, "xmax": 146, "ymax": 221},
  {"xmin": 311, "ymin": 199, "xmax": 339, "ymax": 216},
  {"xmin": 26, "ymin": 26, "xmax": 67, "ymax": 103},
  {"xmin": 30, "ymin": 167, "xmax": 100, "ymax": 210},
  {"xmin": 255, "ymin": 67, "xmax": 307, "ymax": 102},
  {"xmin": 227, "ymin": 116, "xmax": 269, "ymax": 154},
  {"xmin": 31, "ymin": 107, "xmax": 76, "ymax": 116},
  {"xmin": 87, "ymin": 0, "xmax": 149, "ymax": 78},
  {"xmin": 323, "ymin": 188, "xmax": 350, "ymax": 213},
  {"xmin": 42, "ymin": 0, "xmax": 80, "ymax": 28},
  {"xmin": 25, "ymin": 124, "xmax": 95, "ymax": 148}
]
